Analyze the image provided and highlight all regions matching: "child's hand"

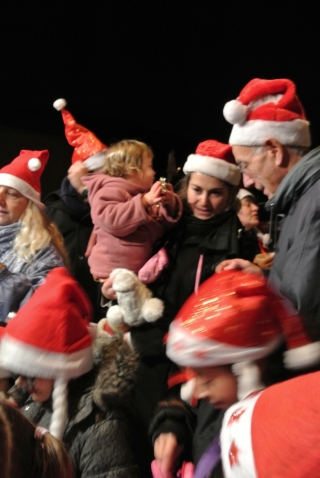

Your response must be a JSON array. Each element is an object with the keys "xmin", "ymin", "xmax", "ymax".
[
  {"xmin": 159, "ymin": 183, "xmax": 177, "ymax": 217},
  {"xmin": 101, "ymin": 277, "xmax": 117, "ymax": 300},
  {"xmin": 143, "ymin": 181, "xmax": 164, "ymax": 207}
]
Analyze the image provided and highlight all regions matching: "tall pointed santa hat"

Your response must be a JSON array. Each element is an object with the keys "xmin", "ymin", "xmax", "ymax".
[
  {"xmin": 221, "ymin": 371, "xmax": 320, "ymax": 478},
  {"xmin": 53, "ymin": 98, "xmax": 108, "ymax": 170},
  {"xmin": 223, "ymin": 78, "xmax": 311, "ymax": 147},
  {"xmin": 0, "ymin": 267, "xmax": 94, "ymax": 440},
  {"xmin": 183, "ymin": 140, "xmax": 241, "ymax": 186},
  {"xmin": 0, "ymin": 150, "xmax": 48, "ymax": 209},
  {"xmin": 166, "ymin": 270, "xmax": 320, "ymax": 398}
]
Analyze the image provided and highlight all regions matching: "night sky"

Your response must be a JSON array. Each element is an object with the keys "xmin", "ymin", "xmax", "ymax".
[{"xmin": 1, "ymin": 2, "xmax": 320, "ymax": 194}]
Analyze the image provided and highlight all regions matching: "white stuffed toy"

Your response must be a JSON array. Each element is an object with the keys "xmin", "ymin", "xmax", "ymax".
[{"xmin": 101, "ymin": 268, "xmax": 164, "ymax": 333}]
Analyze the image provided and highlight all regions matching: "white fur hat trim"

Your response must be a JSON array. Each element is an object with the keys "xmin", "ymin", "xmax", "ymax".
[
  {"xmin": 166, "ymin": 319, "xmax": 282, "ymax": 368},
  {"xmin": 229, "ymin": 119, "xmax": 311, "ymax": 147},
  {"xmin": 0, "ymin": 335, "xmax": 94, "ymax": 379},
  {"xmin": 0, "ymin": 173, "xmax": 44, "ymax": 209},
  {"xmin": 83, "ymin": 150, "xmax": 107, "ymax": 171},
  {"xmin": 284, "ymin": 341, "xmax": 320, "ymax": 369},
  {"xmin": 183, "ymin": 154, "xmax": 240, "ymax": 186},
  {"xmin": 237, "ymin": 189, "xmax": 254, "ymax": 201}
]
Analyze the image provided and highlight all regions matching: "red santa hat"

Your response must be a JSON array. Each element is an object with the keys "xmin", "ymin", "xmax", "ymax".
[
  {"xmin": 166, "ymin": 271, "xmax": 320, "ymax": 397},
  {"xmin": 223, "ymin": 78, "xmax": 311, "ymax": 147},
  {"xmin": 53, "ymin": 98, "xmax": 108, "ymax": 170},
  {"xmin": 0, "ymin": 150, "xmax": 48, "ymax": 209},
  {"xmin": 0, "ymin": 267, "xmax": 94, "ymax": 439},
  {"xmin": 0, "ymin": 327, "xmax": 11, "ymax": 380},
  {"xmin": 183, "ymin": 140, "xmax": 241, "ymax": 186},
  {"xmin": 221, "ymin": 371, "xmax": 320, "ymax": 478}
]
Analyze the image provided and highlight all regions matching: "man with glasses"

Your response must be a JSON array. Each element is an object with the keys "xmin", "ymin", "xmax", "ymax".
[{"xmin": 218, "ymin": 78, "xmax": 320, "ymax": 342}]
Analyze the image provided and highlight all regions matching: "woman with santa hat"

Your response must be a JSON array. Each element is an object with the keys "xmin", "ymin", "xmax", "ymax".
[
  {"xmin": 0, "ymin": 149, "xmax": 68, "ymax": 327},
  {"xmin": 103, "ymin": 139, "xmax": 258, "ymax": 477}
]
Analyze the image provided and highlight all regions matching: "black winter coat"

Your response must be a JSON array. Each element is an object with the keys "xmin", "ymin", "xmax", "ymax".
[{"xmin": 44, "ymin": 179, "xmax": 102, "ymax": 320}]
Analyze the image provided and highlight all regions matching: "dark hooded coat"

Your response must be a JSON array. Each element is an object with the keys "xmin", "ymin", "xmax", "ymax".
[{"xmin": 18, "ymin": 336, "xmax": 141, "ymax": 478}]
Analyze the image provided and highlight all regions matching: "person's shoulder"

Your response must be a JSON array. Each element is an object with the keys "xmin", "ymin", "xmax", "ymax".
[{"xmin": 43, "ymin": 190, "xmax": 62, "ymax": 207}]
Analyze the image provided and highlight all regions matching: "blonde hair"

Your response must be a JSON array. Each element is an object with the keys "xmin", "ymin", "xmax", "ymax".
[
  {"xmin": 101, "ymin": 139, "xmax": 153, "ymax": 177},
  {"xmin": 175, "ymin": 173, "xmax": 238, "ymax": 211},
  {"xmin": 13, "ymin": 201, "xmax": 69, "ymax": 267},
  {"xmin": 0, "ymin": 400, "xmax": 73, "ymax": 478}
]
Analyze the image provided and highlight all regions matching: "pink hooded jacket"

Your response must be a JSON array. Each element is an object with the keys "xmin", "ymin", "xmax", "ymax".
[{"xmin": 82, "ymin": 173, "xmax": 182, "ymax": 278}]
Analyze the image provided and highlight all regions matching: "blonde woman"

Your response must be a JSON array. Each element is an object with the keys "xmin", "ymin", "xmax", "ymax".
[{"xmin": 0, "ymin": 149, "xmax": 67, "ymax": 324}]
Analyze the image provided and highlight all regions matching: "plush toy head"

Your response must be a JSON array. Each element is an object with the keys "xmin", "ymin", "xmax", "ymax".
[{"xmin": 105, "ymin": 268, "xmax": 164, "ymax": 333}]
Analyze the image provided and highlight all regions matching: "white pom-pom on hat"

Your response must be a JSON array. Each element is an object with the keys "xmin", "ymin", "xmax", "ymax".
[
  {"xmin": 223, "ymin": 99, "xmax": 248, "ymax": 125},
  {"xmin": 28, "ymin": 158, "xmax": 41, "ymax": 171},
  {"xmin": 180, "ymin": 377, "xmax": 196, "ymax": 404},
  {"xmin": 53, "ymin": 98, "xmax": 67, "ymax": 111}
]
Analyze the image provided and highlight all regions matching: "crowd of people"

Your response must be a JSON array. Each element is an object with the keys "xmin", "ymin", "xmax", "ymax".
[{"xmin": 1, "ymin": 77, "xmax": 320, "ymax": 477}]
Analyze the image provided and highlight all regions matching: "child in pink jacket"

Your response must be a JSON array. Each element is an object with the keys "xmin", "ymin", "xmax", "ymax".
[{"xmin": 83, "ymin": 139, "xmax": 182, "ymax": 289}]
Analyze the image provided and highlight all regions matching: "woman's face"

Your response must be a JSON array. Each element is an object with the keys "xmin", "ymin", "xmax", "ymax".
[
  {"xmin": 187, "ymin": 173, "xmax": 231, "ymax": 219},
  {"xmin": 237, "ymin": 196, "xmax": 259, "ymax": 231},
  {"xmin": 0, "ymin": 187, "xmax": 29, "ymax": 226}
]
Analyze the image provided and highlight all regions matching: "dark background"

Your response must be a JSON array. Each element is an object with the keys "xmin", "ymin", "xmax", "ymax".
[{"xmin": 1, "ymin": 1, "xmax": 320, "ymax": 197}]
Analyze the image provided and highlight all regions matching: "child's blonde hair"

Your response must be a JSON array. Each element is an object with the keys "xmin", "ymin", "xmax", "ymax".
[{"xmin": 101, "ymin": 139, "xmax": 153, "ymax": 177}]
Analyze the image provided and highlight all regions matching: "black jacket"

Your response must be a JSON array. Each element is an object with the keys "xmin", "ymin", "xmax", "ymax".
[
  {"xmin": 44, "ymin": 179, "xmax": 101, "ymax": 320},
  {"xmin": 128, "ymin": 207, "xmax": 256, "ymax": 477}
]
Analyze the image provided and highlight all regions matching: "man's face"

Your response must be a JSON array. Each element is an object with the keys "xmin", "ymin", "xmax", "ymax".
[{"xmin": 232, "ymin": 145, "xmax": 280, "ymax": 198}]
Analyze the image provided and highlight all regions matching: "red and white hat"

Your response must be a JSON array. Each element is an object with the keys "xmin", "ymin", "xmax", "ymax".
[
  {"xmin": 0, "ymin": 267, "xmax": 94, "ymax": 439},
  {"xmin": 0, "ymin": 150, "xmax": 48, "ymax": 209},
  {"xmin": 223, "ymin": 78, "xmax": 311, "ymax": 147},
  {"xmin": 166, "ymin": 270, "xmax": 320, "ymax": 371},
  {"xmin": 53, "ymin": 98, "xmax": 109, "ymax": 170},
  {"xmin": 183, "ymin": 140, "xmax": 241, "ymax": 186},
  {"xmin": 0, "ymin": 327, "xmax": 11, "ymax": 380},
  {"xmin": 221, "ymin": 371, "xmax": 320, "ymax": 478}
]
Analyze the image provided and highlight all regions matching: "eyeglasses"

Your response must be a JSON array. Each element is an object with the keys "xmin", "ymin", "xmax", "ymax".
[{"xmin": 236, "ymin": 147, "xmax": 263, "ymax": 174}]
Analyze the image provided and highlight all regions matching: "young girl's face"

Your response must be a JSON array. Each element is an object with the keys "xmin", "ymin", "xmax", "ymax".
[
  {"xmin": 193, "ymin": 366, "xmax": 238, "ymax": 410},
  {"xmin": 127, "ymin": 153, "xmax": 155, "ymax": 190},
  {"xmin": 16, "ymin": 376, "xmax": 54, "ymax": 403},
  {"xmin": 187, "ymin": 173, "xmax": 231, "ymax": 219}
]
